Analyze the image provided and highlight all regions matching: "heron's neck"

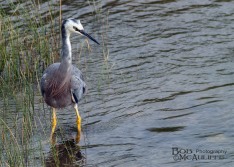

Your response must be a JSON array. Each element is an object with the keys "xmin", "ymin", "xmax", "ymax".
[{"xmin": 61, "ymin": 28, "xmax": 72, "ymax": 64}]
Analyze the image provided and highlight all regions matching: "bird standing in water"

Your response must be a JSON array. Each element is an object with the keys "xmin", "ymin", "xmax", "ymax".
[{"xmin": 40, "ymin": 18, "xmax": 99, "ymax": 142}]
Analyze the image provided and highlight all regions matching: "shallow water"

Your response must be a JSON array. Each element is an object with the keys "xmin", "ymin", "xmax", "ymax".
[{"xmin": 2, "ymin": 0, "xmax": 234, "ymax": 166}]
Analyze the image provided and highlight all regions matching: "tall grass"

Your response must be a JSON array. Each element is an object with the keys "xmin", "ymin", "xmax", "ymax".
[
  {"xmin": 0, "ymin": 0, "xmax": 110, "ymax": 166},
  {"xmin": 0, "ymin": 0, "xmax": 59, "ymax": 166}
]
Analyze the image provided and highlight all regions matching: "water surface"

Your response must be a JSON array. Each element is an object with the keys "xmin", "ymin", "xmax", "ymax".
[{"xmin": 2, "ymin": 0, "xmax": 234, "ymax": 166}]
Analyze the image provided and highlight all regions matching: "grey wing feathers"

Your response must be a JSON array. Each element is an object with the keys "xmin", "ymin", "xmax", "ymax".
[
  {"xmin": 40, "ymin": 63, "xmax": 60, "ymax": 97},
  {"xmin": 71, "ymin": 65, "xmax": 86, "ymax": 102}
]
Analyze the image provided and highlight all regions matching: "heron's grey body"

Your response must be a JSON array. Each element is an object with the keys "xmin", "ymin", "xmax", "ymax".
[
  {"xmin": 40, "ymin": 19, "xmax": 86, "ymax": 108},
  {"xmin": 40, "ymin": 63, "xmax": 85, "ymax": 108}
]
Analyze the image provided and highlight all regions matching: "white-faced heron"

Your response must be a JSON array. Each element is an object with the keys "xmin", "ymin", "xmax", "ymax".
[{"xmin": 40, "ymin": 18, "xmax": 99, "ymax": 142}]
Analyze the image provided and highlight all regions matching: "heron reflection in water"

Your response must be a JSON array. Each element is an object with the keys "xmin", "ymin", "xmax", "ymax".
[{"xmin": 40, "ymin": 18, "xmax": 99, "ymax": 142}]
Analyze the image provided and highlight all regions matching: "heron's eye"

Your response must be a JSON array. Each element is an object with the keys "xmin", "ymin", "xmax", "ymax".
[{"xmin": 73, "ymin": 26, "xmax": 79, "ymax": 32}]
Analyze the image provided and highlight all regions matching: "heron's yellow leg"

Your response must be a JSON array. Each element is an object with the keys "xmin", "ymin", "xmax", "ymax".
[
  {"xmin": 74, "ymin": 104, "xmax": 82, "ymax": 143},
  {"xmin": 51, "ymin": 108, "xmax": 57, "ymax": 139}
]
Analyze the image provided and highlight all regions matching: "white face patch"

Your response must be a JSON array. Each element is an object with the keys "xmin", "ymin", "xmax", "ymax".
[
  {"xmin": 74, "ymin": 20, "xmax": 84, "ymax": 30},
  {"xmin": 65, "ymin": 19, "xmax": 84, "ymax": 34}
]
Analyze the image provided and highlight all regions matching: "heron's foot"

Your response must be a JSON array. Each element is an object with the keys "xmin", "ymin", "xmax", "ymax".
[{"xmin": 74, "ymin": 104, "xmax": 82, "ymax": 143}]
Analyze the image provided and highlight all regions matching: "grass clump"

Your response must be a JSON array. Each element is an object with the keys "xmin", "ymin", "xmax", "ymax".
[
  {"xmin": 0, "ymin": 0, "xmax": 59, "ymax": 166},
  {"xmin": 0, "ymin": 2, "xmax": 59, "ymax": 86},
  {"xmin": 0, "ymin": 0, "xmax": 110, "ymax": 166}
]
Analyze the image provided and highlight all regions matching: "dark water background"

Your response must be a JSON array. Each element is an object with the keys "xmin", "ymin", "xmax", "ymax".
[{"xmin": 1, "ymin": 0, "xmax": 234, "ymax": 166}]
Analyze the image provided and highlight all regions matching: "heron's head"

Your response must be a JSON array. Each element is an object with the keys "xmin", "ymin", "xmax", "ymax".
[{"xmin": 63, "ymin": 18, "xmax": 99, "ymax": 45}]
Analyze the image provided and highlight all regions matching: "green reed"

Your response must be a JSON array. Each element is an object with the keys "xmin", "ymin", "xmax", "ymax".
[
  {"xmin": 0, "ymin": 0, "xmax": 110, "ymax": 166},
  {"xmin": 0, "ymin": 0, "xmax": 59, "ymax": 166}
]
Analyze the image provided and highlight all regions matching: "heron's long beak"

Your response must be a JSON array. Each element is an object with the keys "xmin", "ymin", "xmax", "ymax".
[{"xmin": 80, "ymin": 30, "xmax": 100, "ymax": 45}]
